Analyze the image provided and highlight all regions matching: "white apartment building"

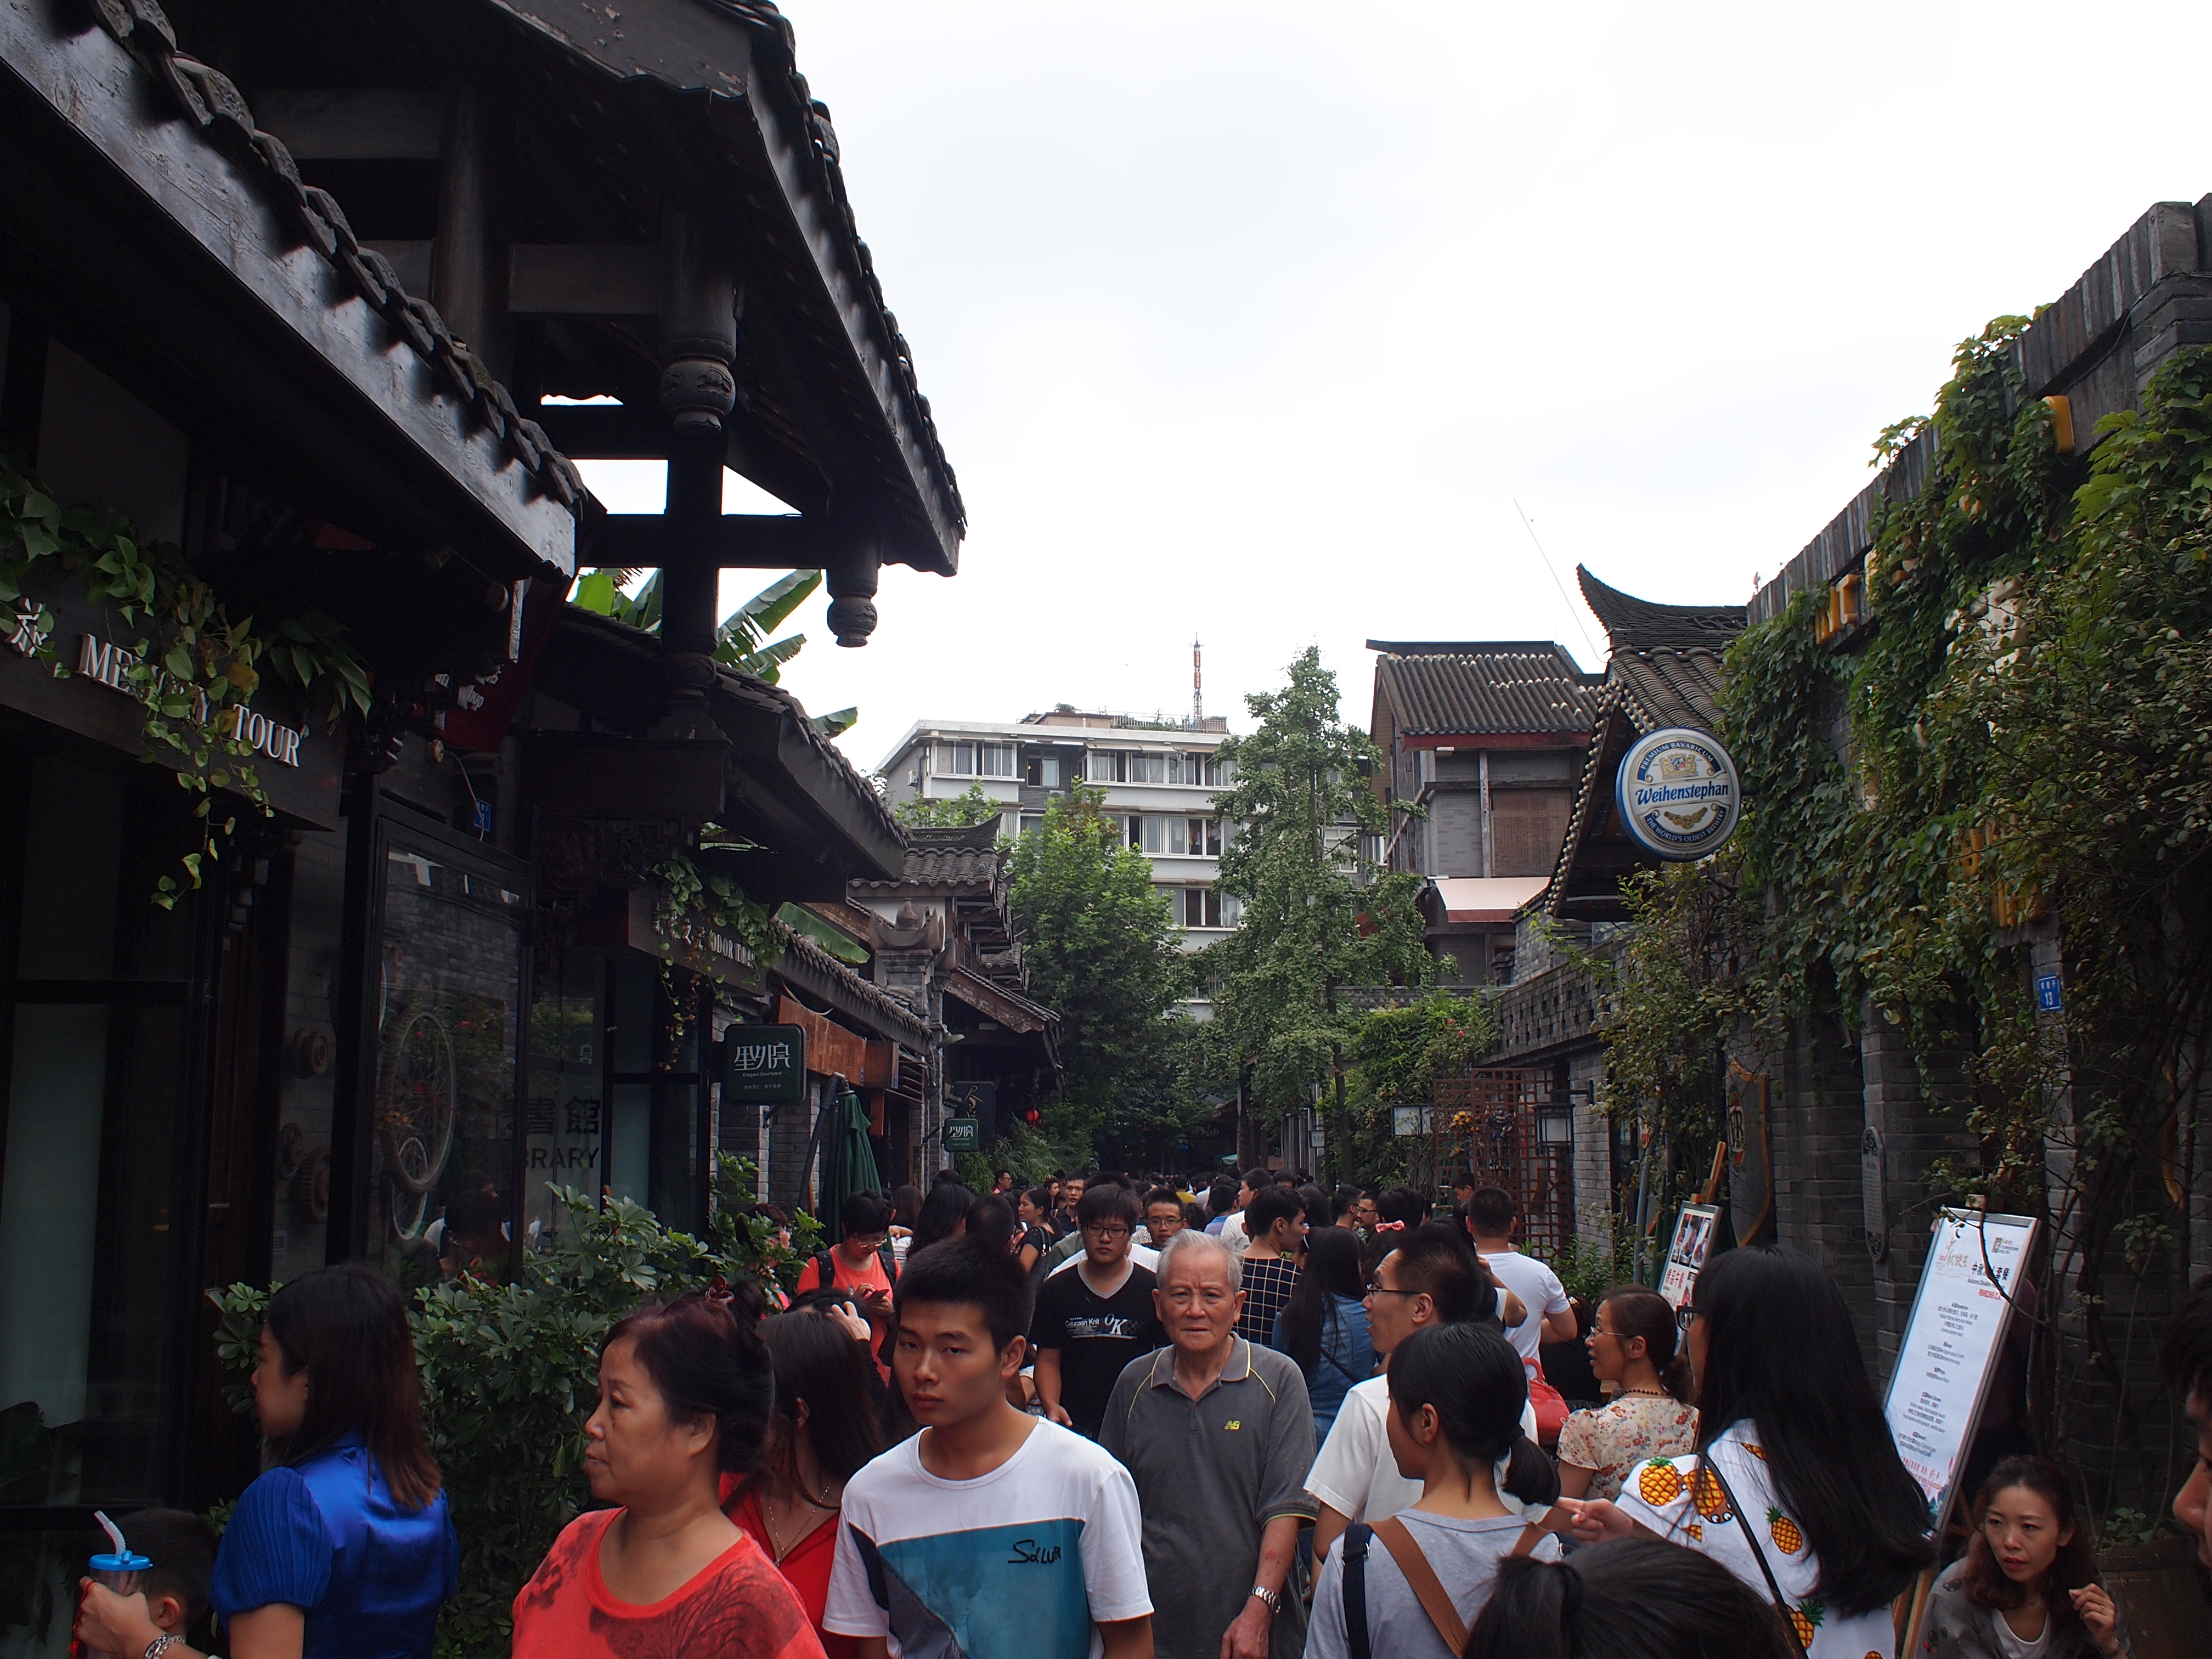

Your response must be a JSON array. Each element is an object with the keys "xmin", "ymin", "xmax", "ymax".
[{"xmin": 877, "ymin": 709, "xmax": 1239, "ymax": 949}]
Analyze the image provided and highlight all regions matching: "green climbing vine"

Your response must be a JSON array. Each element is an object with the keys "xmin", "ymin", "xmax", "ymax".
[
  {"xmin": 1677, "ymin": 321, "xmax": 2212, "ymax": 1515},
  {"xmin": 1, "ymin": 448, "xmax": 372, "ymax": 904}
]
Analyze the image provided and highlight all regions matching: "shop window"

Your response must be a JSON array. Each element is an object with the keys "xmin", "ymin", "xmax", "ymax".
[{"xmin": 0, "ymin": 754, "xmax": 197, "ymax": 1516}]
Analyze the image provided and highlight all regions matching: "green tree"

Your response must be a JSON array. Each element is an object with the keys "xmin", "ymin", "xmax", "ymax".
[
  {"xmin": 1006, "ymin": 788, "xmax": 1199, "ymax": 1159},
  {"xmin": 895, "ymin": 784, "xmax": 1002, "ymax": 827},
  {"xmin": 1205, "ymin": 648, "xmax": 1434, "ymax": 1178}
]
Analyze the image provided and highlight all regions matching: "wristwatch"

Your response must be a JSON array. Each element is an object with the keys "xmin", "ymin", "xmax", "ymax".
[
  {"xmin": 1248, "ymin": 1584, "xmax": 1281, "ymax": 1613},
  {"xmin": 144, "ymin": 1639, "xmax": 183, "ymax": 1659}
]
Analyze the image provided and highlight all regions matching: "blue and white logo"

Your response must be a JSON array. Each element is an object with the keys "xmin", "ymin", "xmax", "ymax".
[{"xmin": 1615, "ymin": 727, "xmax": 1741, "ymax": 861}]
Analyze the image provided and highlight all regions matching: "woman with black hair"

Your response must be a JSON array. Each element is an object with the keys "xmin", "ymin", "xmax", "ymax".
[
  {"xmin": 1016, "ymin": 1186, "xmax": 1056, "ymax": 1273},
  {"xmin": 511, "ymin": 1286, "xmax": 822, "ymax": 1657},
  {"xmin": 1567, "ymin": 1246, "xmax": 1934, "ymax": 1658},
  {"xmin": 1273, "ymin": 1226, "xmax": 1377, "ymax": 1440},
  {"xmin": 913, "ymin": 1180, "xmax": 974, "ymax": 1252},
  {"xmin": 1556, "ymin": 1288, "xmax": 1696, "ymax": 1502},
  {"xmin": 1306, "ymin": 1322, "xmax": 1560, "ymax": 1659},
  {"xmin": 1464, "ymin": 1538, "xmax": 1801, "ymax": 1659},
  {"xmin": 1921, "ymin": 1455, "xmax": 2128, "ymax": 1658},
  {"xmin": 727, "ymin": 1310, "xmax": 890, "ymax": 1659},
  {"xmin": 77, "ymin": 1264, "xmax": 456, "ymax": 1659}
]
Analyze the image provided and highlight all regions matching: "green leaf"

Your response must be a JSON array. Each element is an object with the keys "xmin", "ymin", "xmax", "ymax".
[{"xmin": 810, "ymin": 706, "xmax": 859, "ymax": 739}]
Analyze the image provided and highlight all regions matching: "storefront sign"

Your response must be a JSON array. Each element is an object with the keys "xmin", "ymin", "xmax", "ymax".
[
  {"xmin": 75, "ymin": 631, "xmax": 309, "ymax": 766},
  {"xmin": 1657, "ymin": 1202, "xmax": 1722, "ymax": 1308},
  {"xmin": 1884, "ymin": 1209, "xmax": 2039, "ymax": 1527},
  {"xmin": 944, "ymin": 1116, "xmax": 981, "ymax": 1153},
  {"xmin": 1615, "ymin": 727, "xmax": 1741, "ymax": 861},
  {"xmin": 723, "ymin": 1024, "xmax": 805, "ymax": 1103},
  {"xmin": 3, "ymin": 575, "xmax": 340, "ymax": 826}
]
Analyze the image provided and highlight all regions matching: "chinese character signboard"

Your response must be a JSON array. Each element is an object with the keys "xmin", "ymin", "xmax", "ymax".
[{"xmin": 723, "ymin": 1025, "xmax": 805, "ymax": 1103}]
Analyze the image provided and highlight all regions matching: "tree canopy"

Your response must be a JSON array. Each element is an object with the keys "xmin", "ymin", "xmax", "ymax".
[
  {"xmin": 1006, "ymin": 788, "xmax": 1201, "ymax": 1161},
  {"xmin": 1203, "ymin": 648, "xmax": 1434, "ymax": 1163}
]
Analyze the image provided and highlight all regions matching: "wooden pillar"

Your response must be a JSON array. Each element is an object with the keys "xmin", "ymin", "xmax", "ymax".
[
  {"xmin": 657, "ymin": 210, "xmax": 736, "ymax": 709},
  {"xmin": 431, "ymin": 81, "xmax": 506, "ymax": 374}
]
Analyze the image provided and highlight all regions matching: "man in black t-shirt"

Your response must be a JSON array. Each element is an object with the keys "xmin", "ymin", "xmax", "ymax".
[{"xmin": 1030, "ymin": 1183, "xmax": 1163, "ymax": 1438}]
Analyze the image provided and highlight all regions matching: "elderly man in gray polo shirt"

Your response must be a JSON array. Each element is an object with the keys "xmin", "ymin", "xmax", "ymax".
[{"xmin": 1101, "ymin": 1229, "xmax": 1316, "ymax": 1659}]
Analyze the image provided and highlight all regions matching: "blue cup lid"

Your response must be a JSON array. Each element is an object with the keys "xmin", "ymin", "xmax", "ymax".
[{"xmin": 89, "ymin": 1551, "xmax": 151, "ymax": 1572}]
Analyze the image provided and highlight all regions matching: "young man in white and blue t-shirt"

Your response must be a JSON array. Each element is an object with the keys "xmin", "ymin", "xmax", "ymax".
[{"xmin": 826, "ymin": 1236, "xmax": 1155, "ymax": 1659}]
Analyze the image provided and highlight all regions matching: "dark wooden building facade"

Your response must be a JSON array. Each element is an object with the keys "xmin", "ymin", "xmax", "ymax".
[{"xmin": 0, "ymin": 2, "xmax": 961, "ymax": 1644}]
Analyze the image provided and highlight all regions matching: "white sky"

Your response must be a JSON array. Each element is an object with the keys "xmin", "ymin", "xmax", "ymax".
[{"xmin": 575, "ymin": 2, "xmax": 2212, "ymax": 774}]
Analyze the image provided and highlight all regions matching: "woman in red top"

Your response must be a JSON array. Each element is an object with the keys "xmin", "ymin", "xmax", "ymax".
[
  {"xmin": 724, "ymin": 1300, "xmax": 885, "ymax": 1659},
  {"xmin": 512, "ymin": 1288, "xmax": 823, "ymax": 1659}
]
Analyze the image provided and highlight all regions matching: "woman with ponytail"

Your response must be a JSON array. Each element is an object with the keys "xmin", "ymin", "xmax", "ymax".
[
  {"xmin": 511, "ymin": 1285, "xmax": 827, "ymax": 1658},
  {"xmin": 1556, "ymin": 1288, "xmax": 1696, "ymax": 1501},
  {"xmin": 1463, "ymin": 1539, "xmax": 1800, "ymax": 1659},
  {"xmin": 1566, "ymin": 1247, "xmax": 1934, "ymax": 1658},
  {"xmin": 1306, "ymin": 1322, "xmax": 1561, "ymax": 1659}
]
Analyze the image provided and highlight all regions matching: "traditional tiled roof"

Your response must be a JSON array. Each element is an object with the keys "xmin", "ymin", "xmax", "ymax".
[
  {"xmin": 1612, "ymin": 647, "xmax": 1726, "ymax": 733},
  {"xmin": 482, "ymin": 0, "xmax": 963, "ymax": 571},
  {"xmin": 68, "ymin": 2, "xmax": 588, "ymax": 530},
  {"xmin": 1577, "ymin": 567, "xmax": 1743, "ymax": 654},
  {"xmin": 1537, "ymin": 574, "xmax": 1737, "ymax": 919},
  {"xmin": 853, "ymin": 820, "xmax": 1002, "ymax": 894},
  {"xmin": 1367, "ymin": 641, "xmax": 1604, "ymax": 738}
]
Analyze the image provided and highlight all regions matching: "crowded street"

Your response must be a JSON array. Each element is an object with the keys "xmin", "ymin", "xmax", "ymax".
[{"xmin": 2, "ymin": 3, "xmax": 2210, "ymax": 1658}]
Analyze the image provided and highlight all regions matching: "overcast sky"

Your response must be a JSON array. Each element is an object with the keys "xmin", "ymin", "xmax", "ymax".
[{"xmin": 577, "ymin": 2, "xmax": 2212, "ymax": 773}]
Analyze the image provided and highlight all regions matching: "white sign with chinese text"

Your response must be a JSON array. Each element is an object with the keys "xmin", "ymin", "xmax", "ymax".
[{"xmin": 1884, "ymin": 1208, "xmax": 2039, "ymax": 1527}]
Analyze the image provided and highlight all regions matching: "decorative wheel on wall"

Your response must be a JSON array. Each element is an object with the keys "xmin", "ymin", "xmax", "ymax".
[{"xmin": 378, "ymin": 1003, "xmax": 456, "ymax": 1197}]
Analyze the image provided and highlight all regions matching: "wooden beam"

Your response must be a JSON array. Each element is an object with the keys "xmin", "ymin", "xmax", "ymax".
[
  {"xmin": 592, "ymin": 512, "xmax": 839, "ymax": 568},
  {"xmin": 508, "ymin": 244, "xmax": 660, "ymax": 317},
  {"xmin": 253, "ymin": 89, "xmax": 444, "ymax": 160}
]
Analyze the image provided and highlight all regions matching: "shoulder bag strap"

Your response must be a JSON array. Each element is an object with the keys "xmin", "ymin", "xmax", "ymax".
[
  {"xmin": 1341, "ymin": 1524, "xmax": 1374, "ymax": 1659},
  {"xmin": 812, "ymin": 1250, "xmax": 835, "ymax": 1290},
  {"xmin": 1701, "ymin": 1453, "xmax": 1810, "ymax": 1659},
  {"xmin": 1371, "ymin": 1517, "xmax": 1470, "ymax": 1656},
  {"xmin": 878, "ymin": 1239, "xmax": 900, "ymax": 1284}
]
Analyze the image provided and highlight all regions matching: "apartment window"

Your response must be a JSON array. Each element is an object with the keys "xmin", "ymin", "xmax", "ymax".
[
  {"xmin": 1127, "ymin": 815, "xmax": 1165, "ymax": 854},
  {"xmin": 934, "ymin": 741, "xmax": 1013, "ymax": 778},
  {"xmin": 1170, "ymin": 817, "xmax": 1221, "ymax": 856},
  {"xmin": 1127, "ymin": 752, "xmax": 1167, "ymax": 784},
  {"xmin": 1019, "ymin": 814, "xmax": 1043, "ymax": 837},
  {"xmin": 1088, "ymin": 750, "xmax": 1121, "ymax": 783},
  {"xmin": 979, "ymin": 743, "xmax": 1015, "ymax": 778},
  {"xmin": 936, "ymin": 741, "xmax": 974, "ymax": 775},
  {"xmin": 1024, "ymin": 754, "xmax": 1061, "ymax": 787},
  {"xmin": 1182, "ymin": 887, "xmax": 1223, "ymax": 928}
]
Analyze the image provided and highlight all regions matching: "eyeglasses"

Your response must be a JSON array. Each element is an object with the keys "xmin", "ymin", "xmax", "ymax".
[
  {"xmin": 1084, "ymin": 1225, "xmax": 1130, "ymax": 1240},
  {"xmin": 1364, "ymin": 1280, "xmax": 1419, "ymax": 1297}
]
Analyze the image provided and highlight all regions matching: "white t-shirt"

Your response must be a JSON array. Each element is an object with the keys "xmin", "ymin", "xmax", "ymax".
[
  {"xmin": 1218, "ymin": 1211, "xmax": 1251, "ymax": 1254},
  {"xmin": 1047, "ymin": 1244, "xmax": 1160, "ymax": 1279},
  {"xmin": 1477, "ymin": 1247, "xmax": 1570, "ymax": 1366},
  {"xmin": 1617, "ymin": 1420, "xmax": 1893, "ymax": 1659},
  {"xmin": 1305, "ymin": 1375, "xmax": 1539, "ymax": 1524},
  {"xmin": 826, "ymin": 1417, "xmax": 1153, "ymax": 1659}
]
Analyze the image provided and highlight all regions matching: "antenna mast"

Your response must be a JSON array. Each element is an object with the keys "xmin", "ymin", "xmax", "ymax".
[{"xmin": 1192, "ymin": 636, "xmax": 1203, "ymax": 727}]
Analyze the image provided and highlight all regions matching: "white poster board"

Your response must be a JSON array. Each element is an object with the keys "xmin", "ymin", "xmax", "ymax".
[
  {"xmin": 1656, "ymin": 1204, "xmax": 1722, "ymax": 1309},
  {"xmin": 1884, "ymin": 1208, "xmax": 2038, "ymax": 1528}
]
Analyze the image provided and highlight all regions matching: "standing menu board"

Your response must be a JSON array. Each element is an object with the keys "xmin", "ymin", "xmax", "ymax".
[
  {"xmin": 1884, "ymin": 1209, "xmax": 2039, "ymax": 1527},
  {"xmin": 1656, "ymin": 1204, "xmax": 1722, "ymax": 1309}
]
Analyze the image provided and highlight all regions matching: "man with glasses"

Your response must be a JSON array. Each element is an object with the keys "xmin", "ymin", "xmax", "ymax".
[
  {"xmin": 1031, "ymin": 1184, "xmax": 1165, "ymax": 1438},
  {"xmin": 1305, "ymin": 1224, "xmax": 1537, "ymax": 1564},
  {"xmin": 1104, "ymin": 1231, "xmax": 1315, "ymax": 1659}
]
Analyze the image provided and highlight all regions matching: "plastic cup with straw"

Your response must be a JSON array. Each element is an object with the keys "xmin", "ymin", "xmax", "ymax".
[{"xmin": 83, "ymin": 1510, "xmax": 151, "ymax": 1659}]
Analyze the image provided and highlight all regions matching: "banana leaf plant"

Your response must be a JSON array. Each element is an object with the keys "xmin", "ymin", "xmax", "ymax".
[{"xmin": 569, "ymin": 568, "xmax": 854, "ymax": 736}]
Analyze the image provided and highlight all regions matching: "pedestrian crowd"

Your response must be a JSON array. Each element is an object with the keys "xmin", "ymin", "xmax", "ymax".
[{"xmin": 73, "ymin": 1165, "xmax": 2211, "ymax": 1659}]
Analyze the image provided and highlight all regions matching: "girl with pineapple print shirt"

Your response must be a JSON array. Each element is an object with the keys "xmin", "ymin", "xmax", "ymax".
[{"xmin": 1566, "ymin": 1248, "xmax": 1934, "ymax": 1659}]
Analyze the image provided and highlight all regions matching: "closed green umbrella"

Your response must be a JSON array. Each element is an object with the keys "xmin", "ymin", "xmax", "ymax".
[{"xmin": 821, "ymin": 1086, "xmax": 882, "ymax": 1220}]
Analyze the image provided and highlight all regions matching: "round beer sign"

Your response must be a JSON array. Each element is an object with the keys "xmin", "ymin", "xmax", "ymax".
[{"xmin": 1615, "ymin": 727, "xmax": 1741, "ymax": 861}]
